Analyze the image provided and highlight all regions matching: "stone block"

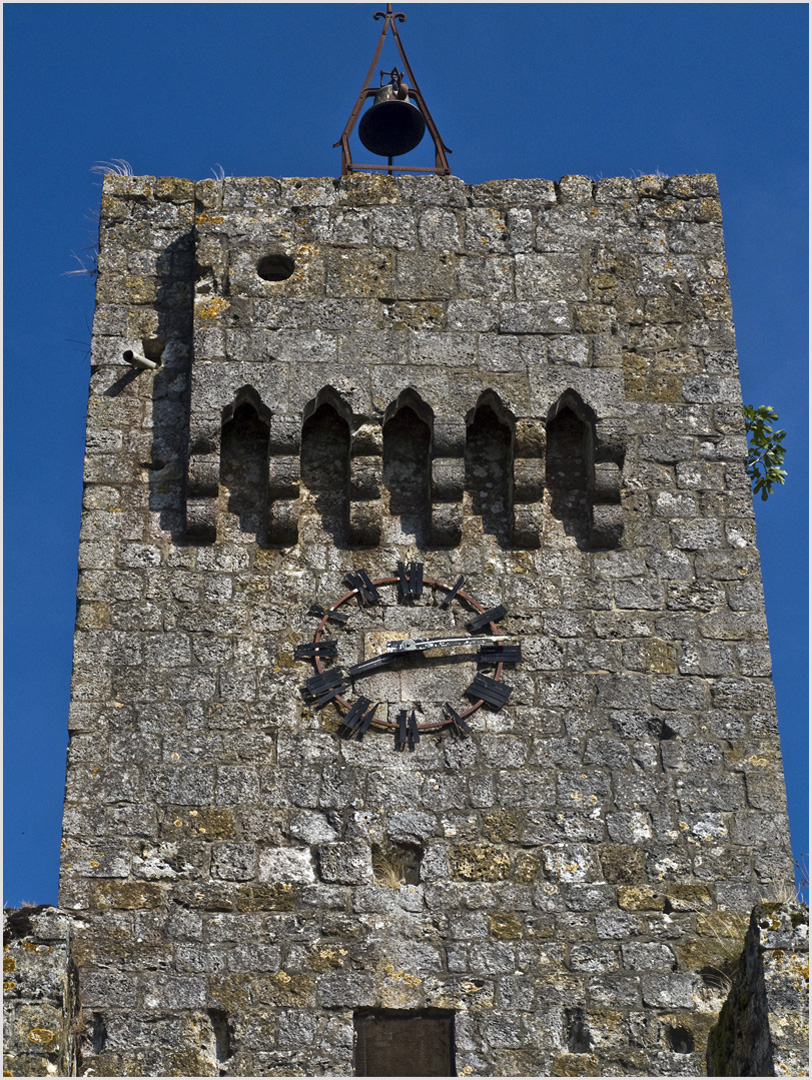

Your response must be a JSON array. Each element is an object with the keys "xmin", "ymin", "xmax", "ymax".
[
  {"xmin": 395, "ymin": 251, "xmax": 455, "ymax": 298},
  {"xmin": 499, "ymin": 301, "xmax": 571, "ymax": 334},
  {"xmin": 326, "ymin": 249, "xmax": 394, "ymax": 298},
  {"xmin": 317, "ymin": 843, "xmax": 372, "ymax": 885},
  {"xmin": 418, "ymin": 207, "xmax": 461, "ymax": 250},
  {"xmin": 457, "ymin": 256, "xmax": 515, "ymax": 300},
  {"xmin": 465, "ymin": 207, "xmax": 508, "ymax": 253},
  {"xmin": 211, "ymin": 843, "xmax": 257, "ymax": 881},
  {"xmin": 515, "ymin": 254, "xmax": 587, "ymax": 301}
]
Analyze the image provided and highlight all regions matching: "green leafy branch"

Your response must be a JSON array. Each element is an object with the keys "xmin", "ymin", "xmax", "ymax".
[{"xmin": 743, "ymin": 404, "xmax": 787, "ymax": 501}]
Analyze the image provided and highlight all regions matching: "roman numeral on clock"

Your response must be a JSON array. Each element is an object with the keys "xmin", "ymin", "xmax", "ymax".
[
  {"xmin": 467, "ymin": 604, "xmax": 507, "ymax": 631},
  {"xmin": 442, "ymin": 703, "xmax": 471, "ymax": 739},
  {"xmin": 397, "ymin": 561, "xmax": 423, "ymax": 597},
  {"xmin": 477, "ymin": 643, "xmax": 522, "ymax": 665},
  {"xmin": 440, "ymin": 575, "xmax": 465, "ymax": 609},
  {"xmin": 308, "ymin": 603, "xmax": 350, "ymax": 624},
  {"xmin": 465, "ymin": 673, "xmax": 513, "ymax": 709},
  {"xmin": 294, "ymin": 640, "xmax": 339, "ymax": 661},
  {"xmin": 340, "ymin": 697, "xmax": 378, "ymax": 741},
  {"xmin": 303, "ymin": 668, "xmax": 350, "ymax": 706},
  {"xmin": 395, "ymin": 709, "xmax": 420, "ymax": 752},
  {"xmin": 345, "ymin": 569, "xmax": 380, "ymax": 605}
]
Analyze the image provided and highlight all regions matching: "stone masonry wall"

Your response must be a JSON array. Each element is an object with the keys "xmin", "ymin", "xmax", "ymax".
[
  {"xmin": 58, "ymin": 172, "xmax": 795, "ymax": 1076},
  {"xmin": 3, "ymin": 906, "xmax": 79, "ymax": 1076}
]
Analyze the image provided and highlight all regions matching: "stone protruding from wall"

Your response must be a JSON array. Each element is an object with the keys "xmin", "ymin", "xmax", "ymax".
[
  {"xmin": 707, "ymin": 901, "xmax": 809, "ymax": 1077},
  {"xmin": 3, "ymin": 906, "xmax": 79, "ymax": 1077},
  {"xmin": 430, "ymin": 416, "xmax": 465, "ymax": 547},
  {"xmin": 512, "ymin": 417, "xmax": 545, "ymax": 548},
  {"xmin": 349, "ymin": 422, "xmax": 383, "ymax": 548}
]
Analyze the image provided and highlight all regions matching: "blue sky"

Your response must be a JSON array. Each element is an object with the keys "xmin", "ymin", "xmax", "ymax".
[{"xmin": 4, "ymin": 3, "xmax": 808, "ymax": 906}]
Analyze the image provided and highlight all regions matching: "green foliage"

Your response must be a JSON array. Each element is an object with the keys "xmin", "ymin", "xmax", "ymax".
[{"xmin": 743, "ymin": 405, "xmax": 787, "ymax": 501}]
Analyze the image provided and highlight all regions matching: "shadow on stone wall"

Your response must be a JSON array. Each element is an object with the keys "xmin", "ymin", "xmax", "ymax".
[
  {"xmin": 146, "ymin": 231, "xmax": 195, "ymax": 542},
  {"xmin": 706, "ymin": 902, "xmax": 809, "ymax": 1077}
]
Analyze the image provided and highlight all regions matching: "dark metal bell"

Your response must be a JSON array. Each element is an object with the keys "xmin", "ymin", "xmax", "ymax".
[{"xmin": 358, "ymin": 83, "xmax": 426, "ymax": 158}]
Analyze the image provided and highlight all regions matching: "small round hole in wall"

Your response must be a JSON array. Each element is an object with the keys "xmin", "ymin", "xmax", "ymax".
[
  {"xmin": 257, "ymin": 254, "xmax": 295, "ymax": 281},
  {"xmin": 666, "ymin": 1026, "xmax": 694, "ymax": 1054}
]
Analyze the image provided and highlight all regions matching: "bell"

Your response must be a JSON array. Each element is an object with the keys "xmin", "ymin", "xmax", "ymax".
[{"xmin": 358, "ymin": 82, "xmax": 426, "ymax": 158}]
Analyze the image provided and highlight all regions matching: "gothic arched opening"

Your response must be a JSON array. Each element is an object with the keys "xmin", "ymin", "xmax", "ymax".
[
  {"xmin": 465, "ymin": 399, "xmax": 514, "ymax": 546},
  {"xmin": 219, "ymin": 398, "xmax": 270, "ymax": 545},
  {"xmin": 301, "ymin": 401, "xmax": 351, "ymax": 546},
  {"xmin": 383, "ymin": 397, "xmax": 431, "ymax": 546},
  {"xmin": 546, "ymin": 393, "xmax": 594, "ymax": 549}
]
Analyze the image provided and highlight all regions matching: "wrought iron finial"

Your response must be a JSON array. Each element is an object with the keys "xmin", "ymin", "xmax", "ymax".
[{"xmin": 374, "ymin": 5, "xmax": 406, "ymax": 23}]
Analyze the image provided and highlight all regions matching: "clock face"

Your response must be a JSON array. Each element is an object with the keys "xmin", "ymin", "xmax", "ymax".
[{"xmin": 296, "ymin": 563, "xmax": 521, "ymax": 751}]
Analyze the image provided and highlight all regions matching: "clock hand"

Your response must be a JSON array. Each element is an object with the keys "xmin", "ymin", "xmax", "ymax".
[
  {"xmin": 348, "ymin": 635, "xmax": 511, "ymax": 676},
  {"xmin": 385, "ymin": 634, "xmax": 510, "ymax": 654},
  {"xmin": 347, "ymin": 652, "xmax": 396, "ymax": 678}
]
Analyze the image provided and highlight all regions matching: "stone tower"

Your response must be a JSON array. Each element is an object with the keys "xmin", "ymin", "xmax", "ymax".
[{"xmin": 57, "ymin": 167, "xmax": 795, "ymax": 1076}]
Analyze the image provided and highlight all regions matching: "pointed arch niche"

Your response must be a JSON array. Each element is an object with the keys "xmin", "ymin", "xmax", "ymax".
[
  {"xmin": 464, "ymin": 393, "xmax": 515, "ymax": 547},
  {"xmin": 219, "ymin": 388, "xmax": 272, "ymax": 546},
  {"xmin": 300, "ymin": 388, "xmax": 352, "ymax": 547},
  {"xmin": 545, "ymin": 389, "xmax": 624, "ymax": 551},
  {"xmin": 545, "ymin": 390, "xmax": 594, "ymax": 549},
  {"xmin": 382, "ymin": 390, "xmax": 432, "ymax": 546}
]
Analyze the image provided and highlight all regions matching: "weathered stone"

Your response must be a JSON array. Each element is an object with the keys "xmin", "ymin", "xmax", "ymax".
[
  {"xmin": 450, "ymin": 844, "xmax": 512, "ymax": 882},
  {"xmin": 38, "ymin": 169, "xmax": 796, "ymax": 1079}
]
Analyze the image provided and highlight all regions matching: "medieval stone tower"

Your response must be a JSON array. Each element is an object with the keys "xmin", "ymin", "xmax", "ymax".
[{"xmin": 48, "ymin": 161, "xmax": 802, "ymax": 1076}]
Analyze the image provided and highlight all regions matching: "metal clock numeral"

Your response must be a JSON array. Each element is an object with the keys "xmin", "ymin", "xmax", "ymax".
[
  {"xmin": 397, "ymin": 561, "xmax": 424, "ymax": 597},
  {"xmin": 308, "ymin": 603, "xmax": 349, "ymax": 624},
  {"xmin": 294, "ymin": 640, "xmax": 339, "ymax": 660},
  {"xmin": 465, "ymin": 673, "xmax": 512, "ymax": 709},
  {"xmin": 304, "ymin": 668, "xmax": 351, "ymax": 706},
  {"xmin": 340, "ymin": 697, "xmax": 379, "ymax": 741},
  {"xmin": 440, "ymin": 575, "xmax": 465, "ymax": 610},
  {"xmin": 468, "ymin": 605, "xmax": 507, "ymax": 631},
  {"xmin": 395, "ymin": 709, "xmax": 420, "ymax": 752},
  {"xmin": 478, "ymin": 643, "xmax": 522, "ymax": 665},
  {"xmin": 442, "ymin": 703, "xmax": 471, "ymax": 738},
  {"xmin": 345, "ymin": 569, "xmax": 380, "ymax": 604}
]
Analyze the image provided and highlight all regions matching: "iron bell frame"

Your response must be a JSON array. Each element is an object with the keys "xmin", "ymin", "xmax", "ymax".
[{"xmin": 335, "ymin": 4, "xmax": 451, "ymax": 176}]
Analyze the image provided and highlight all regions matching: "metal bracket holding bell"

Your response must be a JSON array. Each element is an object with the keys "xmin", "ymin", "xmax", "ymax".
[{"xmin": 334, "ymin": 4, "xmax": 451, "ymax": 177}]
